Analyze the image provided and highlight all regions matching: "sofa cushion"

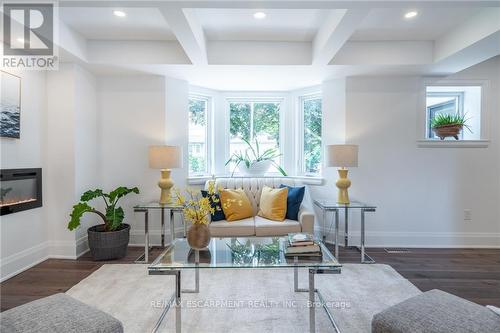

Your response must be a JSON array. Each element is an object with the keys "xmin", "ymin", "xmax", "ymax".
[
  {"xmin": 372, "ymin": 289, "xmax": 500, "ymax": 333},
  {"xmin": 219, "ymin": 188, "xmax": 253, "ymax": 222},
  {"xmin": 201, "ymin": 190, "xmax": 225, "ymax": 221},
  {"xmin": 254, "ymin": 216, "xmax": 301, "ymax": 237},
  {"xmin": 279, "ymin": 184, "xmax": 305, "ymax": 220},
  {"xmin": 258, "ymin": 186, "xmax": 288, "ymax": 221},
  {"xmin": 210, "ymin": 178, "xmax": 303, "ymax": 216},
  {"xmin": 0, "ymin": 293, "xmax": 123, "ymax": 333},
  {"xmin": 209, "ymin": 217, "xmax": 255, "ymax": 237}
]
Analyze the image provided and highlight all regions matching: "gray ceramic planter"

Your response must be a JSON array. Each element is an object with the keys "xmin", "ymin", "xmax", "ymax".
[{"xmin": 87, "ymin": 223, "xmax": 130, "ymax": 260}]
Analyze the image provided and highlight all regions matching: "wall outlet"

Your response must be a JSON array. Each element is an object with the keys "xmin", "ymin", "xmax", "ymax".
[{"xmin": 464, "ymin": 209, "xmax": 472, "ymax": 221}]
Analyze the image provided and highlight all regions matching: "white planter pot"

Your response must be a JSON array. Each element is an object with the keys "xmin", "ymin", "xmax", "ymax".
[{"xmin": 238, "ymin": 160, "xmax": 272, "ymax": 176}]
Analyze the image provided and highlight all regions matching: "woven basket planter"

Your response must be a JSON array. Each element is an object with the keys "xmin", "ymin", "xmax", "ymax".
[
  {"xmin": 87, "ymin": 223, "xmax": 130, "ymax": 260},
  {"xmin": 432, "ymin": 124, "xmax": 463, "ymax": 140}
]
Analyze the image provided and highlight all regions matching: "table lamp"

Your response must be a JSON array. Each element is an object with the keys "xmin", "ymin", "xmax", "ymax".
[
  {"xmin": 149, "ymin": 145, "xmax": 182, "ymax": 204},
  {"xmin": 327, "ymin": 144, "xmax": 358, "ymax": 204}
]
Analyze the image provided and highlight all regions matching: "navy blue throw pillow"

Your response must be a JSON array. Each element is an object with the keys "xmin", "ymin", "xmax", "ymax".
[
  {"xmin": 201, "ymin": 190, "xmax": 225, "ymax": 221},
  {"xmin": 279, "ymin": 185, "xmax": 305, "ymax": 221}
]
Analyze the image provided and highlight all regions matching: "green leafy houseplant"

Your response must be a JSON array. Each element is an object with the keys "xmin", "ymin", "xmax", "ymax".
[
  {"xmin": 68, "ymin": 187, "xmax": 139, "ymax": 232},
  {"xmin": 225, "ymin": 137, "xmax": 287, "ymax": 176},
  {"xmin": 431, "ymin": 113, "xmax": 472, "ymax": 131},
  {"xmin": 431, "ymin": 113, "xmax": 472, "ymax": 140}
]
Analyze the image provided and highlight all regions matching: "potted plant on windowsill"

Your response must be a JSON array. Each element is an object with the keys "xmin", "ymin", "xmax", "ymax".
[
  {"xmin": 68, "ymin": 186, "xmax": 139, "ymax": 260},
  {"xmin": 225, "ymin": 137, "xmax": 287, "ymax": 176},
  {"xmin": 431, "ymin": 113, "xmax": 472, "ymax": 140}
]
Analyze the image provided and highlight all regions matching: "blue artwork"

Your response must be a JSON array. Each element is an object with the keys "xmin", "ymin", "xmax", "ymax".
[{"xmin": 1, "ymin": 71, "xmax": 21, "ymax": 138}]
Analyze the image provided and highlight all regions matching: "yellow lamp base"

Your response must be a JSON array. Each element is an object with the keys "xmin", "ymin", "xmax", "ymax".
[
  {"xmin": 158, "ymin": 169, "xmax": 174, "ymax": 204},
  {"xmin": 336, "ymin": 169, "xmax": 351, "ymax": 204}
]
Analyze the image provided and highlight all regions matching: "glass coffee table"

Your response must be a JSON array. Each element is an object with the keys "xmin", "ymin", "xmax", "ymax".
[{"xmin": 149, "ymin": 237, "xmax": 342, "ymax": 333}]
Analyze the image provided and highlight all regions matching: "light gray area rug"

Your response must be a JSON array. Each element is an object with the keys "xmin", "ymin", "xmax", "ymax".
[{"xmin": 66, "ymin": 264, "xmax": 420, "ymax": 333}]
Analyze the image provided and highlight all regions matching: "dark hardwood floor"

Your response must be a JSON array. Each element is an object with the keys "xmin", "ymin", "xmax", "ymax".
[{"xmin": 2, "ymin": 246, "xmax": 500, "ymax": 312}]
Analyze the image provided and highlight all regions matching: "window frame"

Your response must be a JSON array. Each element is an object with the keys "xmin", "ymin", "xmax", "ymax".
[
  {"xmin": 224, "ymin": 97, "xmax": 285, "ymax": 175},
  {"xmin": 417, "ymin": 78, "xmax": 490, "ymax": 147},
  {"xmin": 188, "ymin": 94, "xmax": 212, "ymax": 177},
  {"xmin": 298, "ymin": 92, "xmax": 322, "ymax": 176},
  {"xmin": 426, "ymin": 91, "xmax": 464, "ymax": 139}
]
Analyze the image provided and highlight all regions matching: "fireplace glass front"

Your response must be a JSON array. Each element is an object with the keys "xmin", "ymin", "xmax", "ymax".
[{"xmin": 0, "ymin": 168, "xmax": 42, "ymax": 216}]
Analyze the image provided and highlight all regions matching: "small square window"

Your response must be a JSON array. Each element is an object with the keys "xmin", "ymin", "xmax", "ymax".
[{"xmin": 426, "ymin": 86, "xmax": 481, "ymax": 140}]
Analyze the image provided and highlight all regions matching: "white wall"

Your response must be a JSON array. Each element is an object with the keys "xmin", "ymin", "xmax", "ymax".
[
  {"xmin": 0, "ymin": 71, "xmax": 49, "ymax": 281},
  {"xmin": 0, "ymin": 64, "xmax": 99, "ymax": 281},
  {"xmin": 319, "ymin": 56, "xmax": 500, "ymax": 247},
  {"xmin": 74, "ymin": 66, "xmax": 99, "ymax": 254},
  {"xmin": 46, "ymin": 64, "xmax": 99, "ymax": 258},
  {"xmin": 97, "ymin": 75, "xmax": 187, "ymax": 245}
]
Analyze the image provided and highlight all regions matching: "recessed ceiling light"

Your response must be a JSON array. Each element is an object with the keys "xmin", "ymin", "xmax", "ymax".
[
  {"xmin": 404, "ymin": 11, "xmax": 418, "ymax": 19},
  {"xmin": 113, "ymin": 10, "xmax": 126, "ymax": 18},
  {"xmin": 253, "ymin": 12, "xmax": 266, "ymax": 20}
]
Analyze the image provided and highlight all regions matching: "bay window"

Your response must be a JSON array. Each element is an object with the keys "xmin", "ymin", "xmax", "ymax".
[
  {"xmin": 299, "ymin": 94, "xmax": 322, "ymax": 175},
  {"xmin": 228, "ymin": 100, "xmax": 282, "ymax": 174},
  {"xmin": 188, "ymin": 96, "xmax": 210, "ymax": 176}
]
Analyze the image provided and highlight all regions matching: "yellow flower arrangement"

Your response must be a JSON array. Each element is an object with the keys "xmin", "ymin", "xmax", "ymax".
[{"xmin": 174, "ymin": 182, "xmax": 220, "ymax": 225}]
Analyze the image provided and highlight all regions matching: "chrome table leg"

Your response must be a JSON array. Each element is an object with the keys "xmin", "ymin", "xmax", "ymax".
[
  {"xmin": 360, "ymin": 208, "xmax": 375, "ymax": 264},
  {"xmin": 170, "ymin": 209, "xmax": 175, "ymax": 243},
  {"xmin": 134, "ymin": 209, "xmax": 150, "ymax": 263},
  {"xmin": 322, "ymin": 209, "xmax": 326, "ymax": 242},
  {"xmin": 335, "ymin": 209, "xmax": 339, "ymax": 260},
  {"xmin": 150, "ymin": 270, "xmax": 182, "ymax": 333},
  {"xmin": 175, "ymin": 270, "xmax": 181, "ymax": 333},
  {"xmin": 294, "ymin": 267, "xmax": 341, "ymax": 333},
  {"xmin": 161, "ymin": 208, "xmax": 165, "ymax": 248},
  {"xmin": 183, "ymin": 250, "xmax": 200, "ymax": 293},
  {"xmin": 344, "ymin": 208, "xmax": 349, "ymax": 247},
  {"xmin": 309, "ymin": 269, "xmax": 315, "ymax": 333}
]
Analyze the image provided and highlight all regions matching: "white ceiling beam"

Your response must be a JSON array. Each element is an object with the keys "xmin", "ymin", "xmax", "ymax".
[
  {"xmin": 58, "ymin": 20, "xmax": 88, "ymax": 62},
  {"xmin": 312, "ymin": 9, "xmax": 369, "ymax": 66},
  {"xmin": 59, "ymin": 1, "xmax": 500, "ymax": 9},
  {"xmin": 330, "ymin": 41, "xmax": 433, "ymax": 65},
  {"xmin": 434, "ymin": 8, "xmax": 500, "ymax": 63},
  {"xmin": 87, "ymin": 41, "xmax": 190, "ymax": 64},
  {"xmin": 208, "ymin": 41, "xmax": 311, "ymax": 65},
  {"xmin": 158, "ymin": 6, "xmax": 208, "ymax": 65}
]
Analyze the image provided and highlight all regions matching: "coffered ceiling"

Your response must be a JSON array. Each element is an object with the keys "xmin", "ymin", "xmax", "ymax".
[{"xmin": 47, "ymin": 1, "xmax": 500, "ymax": 89}]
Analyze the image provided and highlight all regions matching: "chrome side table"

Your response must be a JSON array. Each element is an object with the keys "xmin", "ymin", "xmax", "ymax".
[
  {"xmin": 313, "ymin": 200, "xmax": 376, "ymax": 264},
  {"xmin": 133, "ymin": 202, "xmax": 185, "ymax": 263}
]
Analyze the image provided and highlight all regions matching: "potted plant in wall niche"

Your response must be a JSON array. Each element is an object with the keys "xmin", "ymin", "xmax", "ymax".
[
  {"xmin": 431, "ymin": 113, "xmax": 472, "ymax": 140},
  {"xmin": 68, "ymin": 186, "xmax": 139, "ymax": 260},
  {"xmin": 225, "ymin": 137, "xmax": 287, "ymax": 176}
]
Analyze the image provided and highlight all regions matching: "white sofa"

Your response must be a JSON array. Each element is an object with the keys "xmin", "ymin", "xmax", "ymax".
[{"xmin": 205, "ymin": 178, "xmax": 314, "ymax": 237}]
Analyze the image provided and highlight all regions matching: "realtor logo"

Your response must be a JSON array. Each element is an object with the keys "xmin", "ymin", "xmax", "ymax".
[{"xmin": 2, "ymin": 2, "xmax": 58, "ymax": 70}]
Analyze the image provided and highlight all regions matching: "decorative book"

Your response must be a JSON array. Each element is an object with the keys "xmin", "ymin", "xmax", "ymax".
[{"xmin": 288, "ymin": 233, "xmax": 314, "ymax": 246}]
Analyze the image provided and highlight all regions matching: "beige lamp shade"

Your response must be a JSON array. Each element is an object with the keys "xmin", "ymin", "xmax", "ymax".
[
  {"xmin": 327, "ymin": 144, "xmax": 358, "ymax": 168},
  {"xmin": 148, "ymin": 145, "xmax": 182, "ymax": 169}
]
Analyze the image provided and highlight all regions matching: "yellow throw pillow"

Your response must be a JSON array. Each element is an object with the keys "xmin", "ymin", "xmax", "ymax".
[
  {"xmin": 258, "ymin": 186, "xmax": 288, "ymax": 221},
  {"xmin": 219, "ymin": 189, "xmax": 253, "ymax": 222}
]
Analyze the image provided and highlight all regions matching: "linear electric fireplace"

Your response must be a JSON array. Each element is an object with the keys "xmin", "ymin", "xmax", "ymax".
[{"xmin": 0, "ymin": 168, "xmax": 42, "ymax": 216}]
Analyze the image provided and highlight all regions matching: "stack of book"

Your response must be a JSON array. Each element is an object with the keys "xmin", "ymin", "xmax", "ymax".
[{"xmin": 285, "ymin": 233, "xmax": 321, "ymax": 257}]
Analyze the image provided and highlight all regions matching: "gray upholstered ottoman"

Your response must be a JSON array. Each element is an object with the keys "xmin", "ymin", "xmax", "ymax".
[
  {"xmin": 372, "ymin": 289, "xmax": 500, "ymax": 333},
  {"xmin": 0, "ymin": 293, "xmax": 123, "ymax": 333}
]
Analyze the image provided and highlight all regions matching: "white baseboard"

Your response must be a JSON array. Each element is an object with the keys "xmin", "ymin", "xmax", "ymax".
[
  {"xmin": 316, "ymin": 227, "xmax": 500, "ymax": 248},
  {"xmin": 76, "ymin": 235, "xmax": 89, "ymax": 257},
  {"xmin": 0, "ymin": 242, "xmax": 50, "ymax": 282},
  {"xmin": 2, "ymin": 227, "xmax": 497, "ymax": 283}
]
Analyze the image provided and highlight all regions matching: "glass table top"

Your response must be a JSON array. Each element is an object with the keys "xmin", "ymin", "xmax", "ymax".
[
  {"xmin": 313, "ymin": 200, "xmax": 376, "ymax": 209},
  {"xmin": 149, "ymin": 237, "xmax": 340, "ymax": 271},
  {"xmin": 134, "ymin": 202, "xmax": 184, "ymax": 210}
]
